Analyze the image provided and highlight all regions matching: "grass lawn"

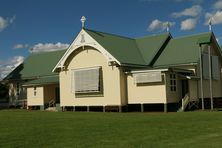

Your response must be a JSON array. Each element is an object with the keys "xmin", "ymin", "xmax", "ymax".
[{"xmin": 0, "ymin": 110, "xmax": 222, "ymax": 148}]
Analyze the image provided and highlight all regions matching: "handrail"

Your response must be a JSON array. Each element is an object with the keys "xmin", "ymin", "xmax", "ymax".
[
  {"xmin": 182, "ymin": 94, "xmax": 190, "ymax": 111},
  {"xmin": 48, "ymin": 99, "xmax": 55, "ymax": 107}
]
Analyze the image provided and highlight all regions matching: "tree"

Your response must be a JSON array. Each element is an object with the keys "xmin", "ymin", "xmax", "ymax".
[{"xmin": 0, "ymin": 83, "xmax": 9, "ymax": 102}]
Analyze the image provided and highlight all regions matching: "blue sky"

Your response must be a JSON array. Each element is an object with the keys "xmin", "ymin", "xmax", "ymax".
[{"xmin": 0, "ymin": 0, "xmax": 222, "ymax": 79}]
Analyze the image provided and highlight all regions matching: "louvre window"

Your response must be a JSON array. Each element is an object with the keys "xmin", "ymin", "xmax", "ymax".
[
  {"xmin": 72, "ymin": 67, "xmax": 102, "ymax": 94},
  {"xmin": 170, "ymin": 74, "xmax": 176, "ymax": 92},
  {"xmin": 133, "ymin": 71, "xmax": 162, "ymax": 84}
]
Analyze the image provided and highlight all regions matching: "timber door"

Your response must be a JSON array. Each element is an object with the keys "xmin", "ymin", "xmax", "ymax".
[{"xmin": 181, "ymin": 80, "xmax": 189, "ymax": 98}]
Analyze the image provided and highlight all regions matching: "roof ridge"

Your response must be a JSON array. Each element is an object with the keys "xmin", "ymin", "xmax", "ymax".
[
  {"xmin": 134, "ymin": 39, "xmax": 147, "ymax": 65},
  {"xmin": 173, "ymin": 32, "xmax": 212, "ymax": 40},
  {"xmin": 135, "ymin": 33, "xmax": 169, "ymax": 40},
  {"xmin": 29, "ymin": 49, "xmax": 67, "ymax": 56},
  {"xmin": 84, "ymin": 28, "xmax": 134, "ymax": 40},
  {"xmin": 135, "ymin": 33, "xmax": 171, "ymax": 65}
]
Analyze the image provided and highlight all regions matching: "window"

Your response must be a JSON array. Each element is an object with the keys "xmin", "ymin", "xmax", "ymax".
[
  {"xmin": 34, "ymin": 87, "xmax": 37, "ymax": 96},
  {"xmin": 133, "ymin": 71, "xmax": 162, "ymax": 84},
  {"xmin": 211, "ymin": 55, "xmax": 219, "ymax": 80},
  {"xmin": 16, "ymin": 83, "xmax": 20, "ymax": 96},
  {"xmin": 170, "ymin": 74, "xmax": 176, "ymax": 92},
  {"xmin": 72, "ymin": 67, "xmax": 102, "ymax": 94}
]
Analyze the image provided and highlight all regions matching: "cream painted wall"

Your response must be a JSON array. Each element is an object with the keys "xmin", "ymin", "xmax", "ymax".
[
  {"xmin": 127, "ymin": 74, "xmax": 167, "ymax": 104},
  {"xmin": 59, "ymin": 47, "xmax": 124, "ymax": 106},
  {"xmin": 27, "ymin": 86, "xmax": 44, "ymax": 106},
  {"xmin": 27, "ymin": 84, "xmax": 58, "ymax": 106}
]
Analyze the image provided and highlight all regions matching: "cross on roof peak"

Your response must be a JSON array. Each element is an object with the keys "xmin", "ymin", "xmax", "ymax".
[{"xmin": 81, "ymin": 16, "xmax": 86, "ymax": 28}]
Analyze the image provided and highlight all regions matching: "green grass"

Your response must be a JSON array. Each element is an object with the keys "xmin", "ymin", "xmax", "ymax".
[{"xmin": 0, "ymin": 110, "xmax": 222, "ymax": 148}]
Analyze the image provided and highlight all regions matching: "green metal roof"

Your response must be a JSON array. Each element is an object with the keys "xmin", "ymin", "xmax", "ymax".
[
  {"xmin": 23, "ymin": 76, "xmax": 59, "ymax": 86},
  {"xmin": 4, "ymin": 50, "xmax": 66, "ymax": 83},
  {"xmin": 4, "ymin": 29, "xmax": 217, "ymax": 83},
  {"xmin": 21, "ymin": 50, "xmax": 66, "ymax": 78},
  {"xmin": 84, "ymin": 28, "xmax": 169, "ymax": 66},
  {"xmin": 154, "ymin": 32, "xmax": 212, "ymax": 67},
  {"xmin": 136, "ymin": 34, "xmax": 171, "ymax": 65},
  {"xmin": 3, "ymin": 64, "xmax": 24, "ymax": 81}
]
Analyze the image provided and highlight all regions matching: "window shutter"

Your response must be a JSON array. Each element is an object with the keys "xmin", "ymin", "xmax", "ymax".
[
  {"xmin": 211, "ymin": 55, "xmax": 219, "ymax": 80},
  {"xmin": 202, "ymin": 54, "xmax": 209, "ymax": 79},
  {"xmin": 73, "ymin": 67, "xmax": 100, "ymax": 93},
  {"xmin": 133, "ymin": 71, "xmax": 162, "ymax": 83}
]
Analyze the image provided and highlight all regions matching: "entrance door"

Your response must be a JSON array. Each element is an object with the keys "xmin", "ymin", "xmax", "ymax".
[
  {"xmin": 181, "ymin": 80, "xmax": 189, "ymax": 98},
  {"xmin": 55, "ymin": 87, "xmax": 60, "ymax": 104}
]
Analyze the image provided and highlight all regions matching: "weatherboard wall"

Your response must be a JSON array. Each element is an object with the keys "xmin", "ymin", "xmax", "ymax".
[
  {"xmin": 59, "ymin": 47, "xmax": 126, "ymax": 107},
  {"xmin": 127, "ymin": 74, "xmax": 167, "ymax": 104},
  {"xmin": 27, "ymin": 86, "xmax": 44, "ymax": 106},
  {"xmin": 27, "ymin": 84, "xmax": 58, "ymax": 106}
]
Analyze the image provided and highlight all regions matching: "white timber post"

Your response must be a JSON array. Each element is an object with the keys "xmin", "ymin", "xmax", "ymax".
[
  {"xmin": 199, "ymin": 45, "xmax": 204, "ymax": 110},
  {"xmin": 208, "ymin": 45, "xmax": 214, "ymax": 110},
  {"xmin": 87, "ymin": 106, "xmax": 90, "ymax": 112},
  {"xmin": 141, "ymin": 104, "xmax": 144, "ymax": 112},
  {"xmin": 164, "ymin": 103, "xmax": 167, "ymax": 112}
]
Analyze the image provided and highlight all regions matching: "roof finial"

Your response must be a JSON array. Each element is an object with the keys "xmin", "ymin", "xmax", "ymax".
[
  {"xmin": 81, "ymin": 16, "xmax": 86, "ymax": 28},
  {"xmin": 208, "ymin": 18, "xmax": 212, "ymax": 31},
  {"xmin": 166, "ymin": 22, "xmax": 170, "ymax": 32}
]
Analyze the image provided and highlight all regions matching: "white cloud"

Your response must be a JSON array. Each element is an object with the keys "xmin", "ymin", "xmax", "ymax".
[
  {"xmin": 213, "ymin": 0, "xmax": 222, "ymax": 10},
  {"xmin": 181, "ymin": 18, "xmax": 197, "ymax": 30},
  {"xmin": 171, "ymin": 5, "xmax": 202, "ymax": 18},
  {"xmin": 205, "ymin": 11, "xmax": 222, "ymax": 25},
  {"xmin": 0, "ymin": 17, "xmax": 8, "ymax": 31},
  {"xmin": 0, "ymin": 16, "xmax": 16, "ymax": 32},
  {"xmin": 13, "ymin": 44, "xmax": 29, "ymax": 49},
  {"xmin": 29, "ymin": 42, "xmax": 69, "ymax": 53},
  {"xmin": 148, "ymin": 19, "xmax": 175, "ymax": 31},
  {"xmin": 0, "ymin": 56, "xmax": 24, "ymax": 80},
  {"xmin": 216, "ymin": 38, "xmax": 220, "ymax": 44}
]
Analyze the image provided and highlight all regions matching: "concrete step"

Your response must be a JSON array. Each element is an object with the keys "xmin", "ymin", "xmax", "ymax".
[{"xmin": 45, "ymin": 107, "xmax": 57, "ymax": 112}]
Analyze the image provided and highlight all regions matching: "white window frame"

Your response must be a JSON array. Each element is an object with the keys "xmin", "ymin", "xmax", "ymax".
[
  {"xmin": 170, "ymin": 74, "xmax": 177, "ymax": 92},
  {"xmin": 72, "ymin": 66, "xmax": 102, "ymax": 94}
]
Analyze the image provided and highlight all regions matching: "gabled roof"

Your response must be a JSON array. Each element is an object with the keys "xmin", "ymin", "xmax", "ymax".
[
  {"xmin": 3, "ymin": 64, "xmax": 24, "ymax": 81},
  {"xmin": 21, "ymin": 50, "xmax": 66, "ymax": 78},
  {"xmin": 136, "ymin": 34, "xmax": 171, "ymax": 65},
  {"xmin": 154, "ymin": 32, "xmax": 212, "ymax": 67},
  {"xmin": 84, "ymin": 29, "xmax": 170, "ymax": 66},
  {"xmin": 4, "ymin": 50, "xmax": 66, "ymax": 81}
]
